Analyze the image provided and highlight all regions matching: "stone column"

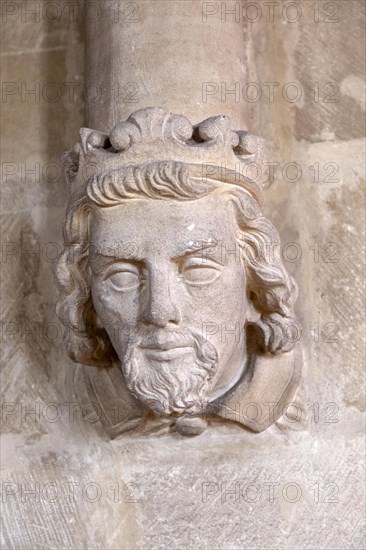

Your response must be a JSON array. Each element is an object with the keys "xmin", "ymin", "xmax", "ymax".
[{"xmin": 85, "ymin": 0, "xmax": 248, "ymax": 131}]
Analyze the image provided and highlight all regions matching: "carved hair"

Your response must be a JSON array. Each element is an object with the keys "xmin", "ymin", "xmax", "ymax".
[{"xmin": 55, "ymin": 161, "xmax": 300, "ymax": 366}]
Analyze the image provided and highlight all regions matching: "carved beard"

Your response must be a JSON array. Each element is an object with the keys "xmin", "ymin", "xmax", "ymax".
[{"xmin": 121, "ymin": 327, "xmax": 218, "ymax": 416}]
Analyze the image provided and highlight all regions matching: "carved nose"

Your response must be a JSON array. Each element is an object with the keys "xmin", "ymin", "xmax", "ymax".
[{"xmin": 141, "ymin": 270, "xmax": 181, "ymax": 327}]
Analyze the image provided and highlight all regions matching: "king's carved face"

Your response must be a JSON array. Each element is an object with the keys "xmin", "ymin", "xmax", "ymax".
[
  {"xmin": 89, "ymin": 194, "xmax": 250, "ymax": 416},
  {"xmin": 56, "ymin": 109, "xmax": 301, "ymax": 434}
]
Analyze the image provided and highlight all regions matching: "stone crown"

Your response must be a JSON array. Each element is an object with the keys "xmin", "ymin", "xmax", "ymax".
[{"xmin": 63, "ymin": 107, "xmax": 267, "ymax": 198}]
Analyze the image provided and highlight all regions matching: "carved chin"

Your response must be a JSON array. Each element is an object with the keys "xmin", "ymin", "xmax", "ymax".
[{"xmin": 121, "ymin": 338, "xmax": 218, "ymax": 417}]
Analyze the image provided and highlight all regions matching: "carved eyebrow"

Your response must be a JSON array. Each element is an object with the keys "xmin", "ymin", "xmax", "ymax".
[
  {"xmin": 174, "ymin": 241, "xmax": 225, "ymax": 265},
  {"xmin": 89, "ymin": 240, "xmax": 224, "ymax": 268},
  {"xmin": 89, "ymin": 254, "xmax": 144, "ymax": 275},
  {"xmin": 181, "ymin": 239, "xmax": 219, "ymax": 254},
  {"xmin": 90, "ymin": 242, "xmax": 143, "ymax": 261}
]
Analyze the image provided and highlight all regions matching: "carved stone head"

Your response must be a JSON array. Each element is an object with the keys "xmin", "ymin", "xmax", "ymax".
[{"xmin": 55, "ymin": 108, "xmax": 301, "ymax": 436}]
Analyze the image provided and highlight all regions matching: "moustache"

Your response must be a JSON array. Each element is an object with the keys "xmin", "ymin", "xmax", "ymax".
[
  {"xmin": 128, "ymin": 326, "xmax": 217, "ymax": 363},
  {"xmin": 139, "ymin": 332, "xmax": 194, "ymax": 351}
]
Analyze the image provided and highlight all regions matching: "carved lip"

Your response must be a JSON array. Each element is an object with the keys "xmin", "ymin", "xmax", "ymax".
[
  {"xmin": 142, "ymin": 342, "xmax": 189, "ymax": 351},
  {"xmin": 143, "ymin": 347, "xmax": 192, "ymax": 361},
  {"xmin": 140, "ymin": 334, "xmax": 191, "ymax": 351}
]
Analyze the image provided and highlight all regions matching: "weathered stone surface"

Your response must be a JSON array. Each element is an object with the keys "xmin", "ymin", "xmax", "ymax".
[
  {"xmin": 54, "ymin": 106, "xmax": 302, "ymax": 436},
  {"xmin": 294, "ymin": 0, "xmax": 365, "ymax": 142},
  {"xmin": 85, "ymin": 0, "xmax": 249, "ymax": 131},
  {"xmin": 1, "ymin": 1, "xmax": 365, "ymax": 549}
]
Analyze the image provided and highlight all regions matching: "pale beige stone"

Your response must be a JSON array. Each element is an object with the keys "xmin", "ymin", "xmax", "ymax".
[
  {"xmin": 1, "ymin": 0, "xmax": 365, "ymax": 548},
  {"xmin": 55, "ymin": 107, "xmax": 302, "ymax": 436},
  {"xmin": 85, "ymin": 0, "xmax": 249, "ymax": 131}
]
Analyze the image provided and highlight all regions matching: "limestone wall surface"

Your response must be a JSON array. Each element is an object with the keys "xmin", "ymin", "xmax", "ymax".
[{"xmin": 1, "ymin": 1, "xmax": 365, "ymax": 549}]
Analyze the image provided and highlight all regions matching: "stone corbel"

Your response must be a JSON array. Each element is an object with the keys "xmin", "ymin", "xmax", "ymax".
[{"xmin": 55, "ymin": 107, "xmax": 302, "ymax": 437}]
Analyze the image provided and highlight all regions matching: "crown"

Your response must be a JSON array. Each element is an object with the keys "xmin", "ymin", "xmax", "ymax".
[{"xmin": 63, "ymin": 107, "xmax": 267, "ymax": 200}]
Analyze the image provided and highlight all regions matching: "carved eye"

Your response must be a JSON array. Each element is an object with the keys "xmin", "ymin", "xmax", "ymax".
[
  {"xmin": 107, "ymin": 270, "xmax": 140, "ymax": 291},
  {"xmin": 182, "ymin": 259, "xmax": 222, "ymax": 286}
]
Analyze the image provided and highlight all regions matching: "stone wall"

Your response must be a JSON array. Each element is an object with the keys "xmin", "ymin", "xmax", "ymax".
[{"xmin": 1, "ymin": 1, "xmax": 365, "ymax": 548}]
